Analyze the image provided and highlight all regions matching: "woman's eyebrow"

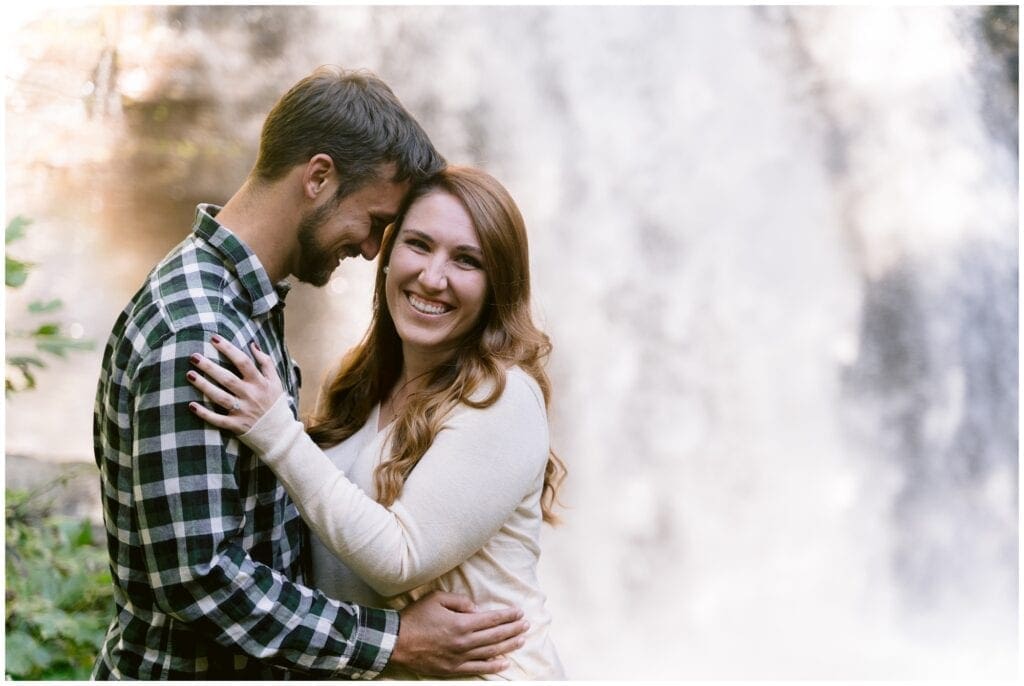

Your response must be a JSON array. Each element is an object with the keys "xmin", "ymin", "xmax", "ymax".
[
  {"xmin": 403, "ymin": 228, "xmax": 482, "ymax": 255},
  {"xmin": 403, "ymin": 228, "xmax": 433, "ymax": 242}
]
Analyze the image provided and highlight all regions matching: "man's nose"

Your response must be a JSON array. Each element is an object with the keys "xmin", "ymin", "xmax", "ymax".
[{"xmin": 360, "ymin": 235, "xmax": 381, "ymax": 260}]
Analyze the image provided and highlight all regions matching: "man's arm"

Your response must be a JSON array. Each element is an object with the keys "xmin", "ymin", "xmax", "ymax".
[{"xmin": 132, "ymin": 332, "xmax": 394, "ymax": 678}]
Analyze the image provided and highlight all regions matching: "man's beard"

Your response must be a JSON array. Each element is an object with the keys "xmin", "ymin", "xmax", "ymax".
[{"xmin": 294, "ymin": 202, "xmax": 343, "ymax": 287}]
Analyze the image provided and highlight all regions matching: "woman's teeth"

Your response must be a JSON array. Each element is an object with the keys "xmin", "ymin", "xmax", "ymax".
[{"xmin": 408, "ymin": 293, "xmax": 450, "ymax": 315}]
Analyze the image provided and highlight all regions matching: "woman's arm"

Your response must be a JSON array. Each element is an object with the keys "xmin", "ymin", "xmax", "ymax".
[
  {"xmin": 187, "ymin": 338, "xmax": 549, "ymax": 598},
  {"xmin": 248, "ymin": 374, "xmax": 546, "ymax": 596}
]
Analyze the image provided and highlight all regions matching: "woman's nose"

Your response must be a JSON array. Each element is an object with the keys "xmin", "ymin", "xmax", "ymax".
[{"xmin": 418, "ymin": 257, "xmax": 447, "ymax": 290}]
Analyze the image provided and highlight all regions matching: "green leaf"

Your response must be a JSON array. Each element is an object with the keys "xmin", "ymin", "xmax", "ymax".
[
  {"xmin": 58, "ymin": 614, "xmax": 105, "ymax": 646},
  {"xmin": 5, "ymin": 255, "xmax": 30, "ymax": 288},
  {"xmin": 31, "ymin": 566, "xmax": 64, "ymax": 603},
  {"xmin": 28, "ymin": 299, "xmax": 63, "ymax": 314},
  {"xmin": 73, "ymin": 519, "xmax": 94, "ymax": 547},
  {"xmin": 4, "ymin": 630, "xmax": 55, "ymax": 676},
  {"xmin": 36, "ymin": 337, "xmax": 94, "ymax": 358},
  {"xmin": 32, "ymin": 323, "xmax": 61, "ymax": 337},
  {"xmin": 6, "ymin": 216, "xmax": 31, "ymax": 245},
  {"xmin": 33, "ymin": 607, "xmax": 78, "ymax": 640},
  {"xmin": 6, "ymin": 355, "xmax": 45, "ymax": 368}
]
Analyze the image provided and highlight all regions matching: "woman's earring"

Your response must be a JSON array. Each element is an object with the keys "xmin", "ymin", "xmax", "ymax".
[{"xmin": 383, "ymin": 265, "xmax": 390, "ymax": 274}]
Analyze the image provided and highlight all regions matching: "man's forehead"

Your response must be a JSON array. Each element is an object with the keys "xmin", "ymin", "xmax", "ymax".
[
  {"xmin": 378, "ymin": 179, "xmax": 411, "ymax": 213},
  {"xmin": 368, "ymin": 161, "xmax": 403, "ymax": 193},
  {"xmin": 363, "ymin": 173, "xmax": 408, "ymax": 210}
]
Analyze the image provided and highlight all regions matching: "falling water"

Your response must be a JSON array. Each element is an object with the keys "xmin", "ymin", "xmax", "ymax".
[{"xmin": 5, "ymin": 5, "xmax": 1017, "ymax": 679}]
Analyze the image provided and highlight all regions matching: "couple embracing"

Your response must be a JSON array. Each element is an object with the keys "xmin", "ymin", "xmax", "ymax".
[{"xmin": 92, "ymin": 66, "xmax": 566, "ymax": 680}]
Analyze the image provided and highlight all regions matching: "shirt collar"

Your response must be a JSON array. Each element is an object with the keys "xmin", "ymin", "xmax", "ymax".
[{"xmin": 192, "ymin": 204, "xmax": 290, "ymax": 316}]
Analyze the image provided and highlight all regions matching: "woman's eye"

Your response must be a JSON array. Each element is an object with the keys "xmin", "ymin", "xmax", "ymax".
[
  {"xmin": 456, "ymin": 255, "xmax": 483, "ymax": 269},
  {"xmin": 406, "ymin": 238, "xmax": 429, "ymax": 251}
]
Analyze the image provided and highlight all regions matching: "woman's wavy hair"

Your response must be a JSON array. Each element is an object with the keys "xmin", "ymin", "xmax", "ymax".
[{"xmin": 306, "ymin": 166, "xmax": 566, "ymax": 523}]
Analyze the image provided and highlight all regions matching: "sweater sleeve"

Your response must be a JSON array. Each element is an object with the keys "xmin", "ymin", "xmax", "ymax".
[{"xmin": 239, "ymin": 370, "xmax": 549, "ymax": 598}]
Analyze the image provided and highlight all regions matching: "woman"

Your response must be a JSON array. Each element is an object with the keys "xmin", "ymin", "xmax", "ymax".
[{"xmin": 186, "ymin": 166, "xmax": 566, "ymax": 680}]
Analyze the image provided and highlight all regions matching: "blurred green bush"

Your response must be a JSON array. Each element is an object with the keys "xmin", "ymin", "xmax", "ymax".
[{"xmin": 5, "ymin": 478, "xmax": 113, "ymax": 679}]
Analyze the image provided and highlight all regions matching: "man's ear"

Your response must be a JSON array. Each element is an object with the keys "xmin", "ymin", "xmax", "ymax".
[{"xmin": 303, "ymin": 153, "xmax": 336, "ymax": 200}]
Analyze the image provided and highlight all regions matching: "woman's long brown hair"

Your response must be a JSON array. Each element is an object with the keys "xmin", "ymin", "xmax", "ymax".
[{"xmin": 306, "ymin": 166, "xmax": 566, "ymax": 523}]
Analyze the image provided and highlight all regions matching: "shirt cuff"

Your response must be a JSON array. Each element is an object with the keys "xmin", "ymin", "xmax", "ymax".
[
  {"xmin": 238, "ymin": 392, "xmax": 297, "ymax": 456},
  {"xmin": 335, "ymin": 605, "xmax": 401, "ymax": 679}
]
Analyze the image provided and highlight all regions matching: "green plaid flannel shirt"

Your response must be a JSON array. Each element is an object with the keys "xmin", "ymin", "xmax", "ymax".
[{"xmin": 92, "ymin": 205, "xmax": 398, "ymax": 679}]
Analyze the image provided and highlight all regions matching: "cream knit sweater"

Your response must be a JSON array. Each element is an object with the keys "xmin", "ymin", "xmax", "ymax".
[{"xmin": 239, "ymin": 367, "xmax": 564, "ymax": 680}]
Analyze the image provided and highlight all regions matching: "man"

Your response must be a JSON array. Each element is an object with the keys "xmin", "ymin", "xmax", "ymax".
[{"xmin": 93, "ymin": 66, "xmax": 527, "ymax": 679}]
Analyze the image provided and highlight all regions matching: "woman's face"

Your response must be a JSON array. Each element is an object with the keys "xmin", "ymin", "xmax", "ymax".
[{"xmin": 384, "ymin": 190, "xmax": 489, "ymax": 362}]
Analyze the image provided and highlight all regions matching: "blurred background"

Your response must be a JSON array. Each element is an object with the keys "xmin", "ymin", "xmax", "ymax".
[{"xmin": 4, "ymin": 4, "xmax": 1018, "ymax": 680}]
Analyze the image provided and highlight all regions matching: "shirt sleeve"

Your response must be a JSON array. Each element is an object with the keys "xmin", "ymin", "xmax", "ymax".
[
  {"xmin": 240, "ymin": 369, "xmax": 550, "ymax": 598},
  {"xmin": 130, "ymin": 330, "xmax": 398, "ymax": 678}
]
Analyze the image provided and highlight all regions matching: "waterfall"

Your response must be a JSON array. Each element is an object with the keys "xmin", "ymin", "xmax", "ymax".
[{"xmin": 5, "ymin": 5, "xmax": 1016, "ymax": 678}]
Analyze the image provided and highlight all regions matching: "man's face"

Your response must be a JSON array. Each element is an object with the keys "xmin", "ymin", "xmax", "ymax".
[{"xmin": 293, "ymin": 169, "xmax": 410, "ymax": 286}]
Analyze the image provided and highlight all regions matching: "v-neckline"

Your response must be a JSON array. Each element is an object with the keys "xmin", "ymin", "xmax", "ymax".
[{"xmin": 373, "ymin": 403, "xmax": 395, "ymax": 434}]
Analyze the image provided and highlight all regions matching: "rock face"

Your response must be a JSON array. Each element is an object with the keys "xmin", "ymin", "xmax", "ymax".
[{"xmin": 5, "ymin": 454, "xmax": 102, "ymax": 524}]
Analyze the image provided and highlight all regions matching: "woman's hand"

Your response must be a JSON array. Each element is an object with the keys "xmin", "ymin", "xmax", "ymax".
[{"xmin": 186, "ymin": 334, "xmax": 286, "ymax": 435}]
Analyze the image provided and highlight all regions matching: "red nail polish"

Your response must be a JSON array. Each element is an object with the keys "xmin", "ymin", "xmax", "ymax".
[
  {"xmin": 212, "ymin": 334, "xmax": 222, "ymax": 344},
  {"xmin": 253, "ymin": 341, "xmax": 261, "ymax": 352},
  {"xmin": 187, "ymin": 371, "xmax": 196, "ymax": 381},
  {"xmin": 189, "ymin": 403, "xmax": 198, "ymax": 413},
  {"xmin": 190, "ymin": 354, "xmax": 200, "ymax": 364}
]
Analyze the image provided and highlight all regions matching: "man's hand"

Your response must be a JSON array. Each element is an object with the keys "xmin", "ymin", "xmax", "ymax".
[{"xmin": 390, "ymin": 591, "xmax": 528, "ymax": 676}]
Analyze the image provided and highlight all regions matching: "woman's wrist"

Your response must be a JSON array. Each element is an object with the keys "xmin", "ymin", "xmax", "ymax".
[{"xmin": 238, "ymin": 392, "xmax": 295, "ymax": 454}]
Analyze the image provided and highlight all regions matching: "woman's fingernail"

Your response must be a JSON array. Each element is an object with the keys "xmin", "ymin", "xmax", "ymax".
[
  {"xmin": 188, "ymin": 403, "xmax": 198, "ymax": 413},
  {"xmin": 190, "ymin": 354, "xmax": 200, "ymax": 364},
  {"xmin": 212, "ymin": 334, "xmax": 222, "ymax": 344},
  {"xmin": 187, "ymin": 371, "xmax": 197, "ymax": 381},
  {"xmin": 253, "ymin": 341, "xmax": 261, "ymax": 352}
]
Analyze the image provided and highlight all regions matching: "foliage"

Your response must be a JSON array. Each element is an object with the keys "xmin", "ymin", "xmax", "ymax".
[
  {"xmin": 5, "ymin": 216, "xmax": 111, "ymax": 678},
  {"xmin": 5, "ymin": 471, "xmax": 113, "ymax": 680},
  {"xmin": 5, "ymin": 216, "xmax": 95, "ymax": 397}
]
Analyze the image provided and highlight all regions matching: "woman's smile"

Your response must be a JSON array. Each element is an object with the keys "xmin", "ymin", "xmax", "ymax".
[{"xmin": 406, "ymin": 291, "xmax": 453, "ymax": 316}]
